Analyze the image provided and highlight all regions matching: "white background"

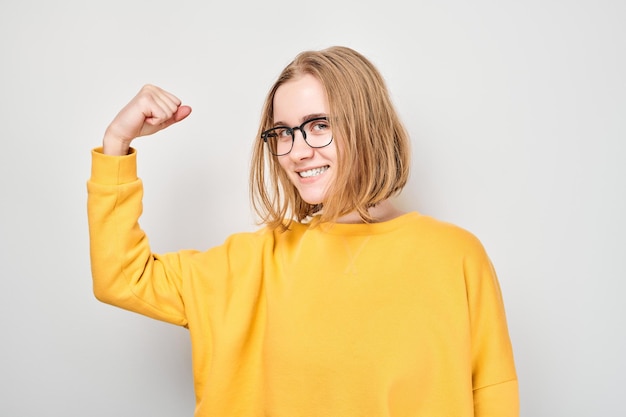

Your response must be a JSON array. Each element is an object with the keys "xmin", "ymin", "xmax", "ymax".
[{"xmin": 1, "ymin": 0, "xmax": 624, "ymax": 416}]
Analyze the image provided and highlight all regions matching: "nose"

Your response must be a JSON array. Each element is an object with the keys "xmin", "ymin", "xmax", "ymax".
[{"xmin": 289, "ymin": 129, "xmax": 314, "ymax": 159}]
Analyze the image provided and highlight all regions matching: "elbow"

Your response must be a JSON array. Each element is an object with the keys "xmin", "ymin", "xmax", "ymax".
[
  {"xmin": 92, "ymin": 280, "xmax": 124, "ymax": 306},
  {"xmin": 93, "ymin": 284, "xmax": 113, "ymax": 305}
]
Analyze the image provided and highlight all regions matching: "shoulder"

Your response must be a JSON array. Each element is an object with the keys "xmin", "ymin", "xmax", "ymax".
[
  {"xmin": 206, "ymin": 221, "xmax": 311, "ymax": 256},
  {"xmin": 404, "ymin": 213, "xmax": 487, "ymax": 256},
  {"xmin": 408, "ymin": 215, "xmax": 501, "ymax": 291}
]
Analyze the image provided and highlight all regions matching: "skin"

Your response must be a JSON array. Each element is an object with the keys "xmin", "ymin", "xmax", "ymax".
[
  {"xmin": 102, "ymin": 84, "xmax": 192, "ymax": 156},
  {"xmin": 102, "ymin": 82, "xmax": 403, "ymax": 223},
  {"xmin": 272, "ymin": 74, "xmax": 403, "ymax": 223},
  {"xmin": 272, "ymin": 74, "xmax": 337, "ymax": 207}
]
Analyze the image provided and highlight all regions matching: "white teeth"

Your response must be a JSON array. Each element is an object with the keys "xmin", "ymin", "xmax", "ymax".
[{"xmin": 298, "ymin": 166, "xmax": 329, "ymax": 178}]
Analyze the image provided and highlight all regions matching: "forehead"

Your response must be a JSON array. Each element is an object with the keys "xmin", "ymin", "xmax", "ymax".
[{"xmin": 273, "ymin": 74, "xmax": 329, "ymax": 123}]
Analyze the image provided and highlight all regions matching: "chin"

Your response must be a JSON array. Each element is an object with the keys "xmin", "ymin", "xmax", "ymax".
[
  {"xmin": 297, "ymin": 190, "xmax": 327, "ymax": 206},
  {"xmin": 292, "ymin": 178, "xmax": 331, "ymax": 206}
]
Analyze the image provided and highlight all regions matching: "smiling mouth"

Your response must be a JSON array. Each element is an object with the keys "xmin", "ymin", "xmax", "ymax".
[{"xmin": 298, "ymin": 166, "xmax": 329, "ymax": 178}]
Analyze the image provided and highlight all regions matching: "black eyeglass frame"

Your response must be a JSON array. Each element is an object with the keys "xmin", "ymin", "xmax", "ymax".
[{"xmin": 261, "ymin": 116, "xmax": 333, "ymax": 156}]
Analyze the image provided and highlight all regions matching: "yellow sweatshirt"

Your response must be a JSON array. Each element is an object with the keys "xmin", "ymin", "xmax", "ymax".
[{"xmin": 87, "ymin": 148, "xmax": 519, "ymax": 417}]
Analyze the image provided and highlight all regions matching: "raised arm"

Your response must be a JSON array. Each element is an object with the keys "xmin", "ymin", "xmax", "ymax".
[{"xmin": 87, "ymin": 85, "xmax": 193, "ymax": 325}]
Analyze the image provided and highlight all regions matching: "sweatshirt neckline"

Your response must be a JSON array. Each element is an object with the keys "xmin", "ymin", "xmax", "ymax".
[{"xmin": 308, "ymin": 211, "xmax": 421, "ymax": 236}]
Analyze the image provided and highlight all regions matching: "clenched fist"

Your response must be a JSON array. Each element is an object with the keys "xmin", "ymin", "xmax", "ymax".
[{"xmin": 102, "ymin": 84, "xmax": 192, "ymax": 155}]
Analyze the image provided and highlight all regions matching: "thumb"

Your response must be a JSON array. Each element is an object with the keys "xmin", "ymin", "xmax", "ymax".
[{"xmin": 173, "ymin": 105, "xmax": 192, "ymax": 123}]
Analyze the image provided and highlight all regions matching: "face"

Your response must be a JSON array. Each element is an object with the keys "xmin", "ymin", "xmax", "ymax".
[{"xmin": 272, "ymin": 74, "xmax": 337, "ymax": 205}]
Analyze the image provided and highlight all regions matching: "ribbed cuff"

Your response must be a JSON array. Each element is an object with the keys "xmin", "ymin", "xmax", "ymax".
[{"xmin": 90, "ymin": 147, "xmax": 138, "ymax": 185}]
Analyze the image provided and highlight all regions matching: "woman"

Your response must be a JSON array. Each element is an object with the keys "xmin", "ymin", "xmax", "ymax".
[{"xmin": 88, "ymin": 46, "xmax": 518, "ymax": 416}]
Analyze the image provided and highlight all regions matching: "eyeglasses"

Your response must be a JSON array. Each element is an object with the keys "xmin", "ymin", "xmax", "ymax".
[{"xmin": 261, "ymin": 117, "xmax": 333, "ymax": 156}]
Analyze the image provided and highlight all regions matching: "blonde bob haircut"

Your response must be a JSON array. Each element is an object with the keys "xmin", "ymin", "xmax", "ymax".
[{"xmin": 250, "ymin": 46, "xmax": 411, "ymax": 230}]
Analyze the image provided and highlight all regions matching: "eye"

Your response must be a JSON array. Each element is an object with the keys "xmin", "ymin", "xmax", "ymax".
[
  {"xmin": 267, "ymin": 127, "xmax": 292, "ymax": 142},
  {"xmin": 264, "ymin": 127, "xmax": 289, "ymax": 139},
  {"xmin": 307, "ymin": 118, "xmax": 330, "ymax": 134},
  {"xmin": 277, "ymin": 128, "xmax": 292, "ymax": 140}
]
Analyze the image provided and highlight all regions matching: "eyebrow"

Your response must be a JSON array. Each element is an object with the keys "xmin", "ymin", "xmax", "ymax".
[{"xmin": 273, "ymin": 113, "xmax": 328, "ymax": 127}]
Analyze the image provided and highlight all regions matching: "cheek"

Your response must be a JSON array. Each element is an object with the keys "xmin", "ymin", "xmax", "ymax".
[
  {"xmin": 276, "ymin": 157, "xmax": 297, "ymax": 185},
  {"xmin": 323, "ymin": 138, "xmax": 340, "ymax": 162},
  {"xmin": 276, "ymin": 156, "xmax": 290, "ymax": 173}
]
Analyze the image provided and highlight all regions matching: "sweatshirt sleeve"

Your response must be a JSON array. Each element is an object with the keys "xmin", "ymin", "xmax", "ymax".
[
  {"xmin": 87, "ymin": 147, "xmax": 187, "ymax": 326},
  {"xmin": 464, "ymin": 240, "xmax": 520, "ymax": 417}
]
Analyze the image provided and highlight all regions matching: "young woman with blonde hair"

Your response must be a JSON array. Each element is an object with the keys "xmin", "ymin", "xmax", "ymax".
[{"xmin": 88, "ymin": 46, "xmax": 518, "ymax": 416}]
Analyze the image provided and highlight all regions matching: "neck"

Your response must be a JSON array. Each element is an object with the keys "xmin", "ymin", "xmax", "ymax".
[{"xmin": 335, "ymin": 200, "xmax": 405, "ymax": 224}]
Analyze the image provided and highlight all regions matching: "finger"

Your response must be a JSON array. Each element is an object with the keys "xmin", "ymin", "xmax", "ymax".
[
  {"xmin": 148, "ymin": 105, "xmax": 192, "ymax": 132},
  {"xmin": 144, "ymin": 85, "xmax": 182, "ymax": 113},
  {"xmin": 154, "ymin": 89, "xmax": 182, "ymax": 115},
  {"xmin": 146, "ymin": 95, "xmax": 176, "ymax": 125},
  {"xmin": 161, "ymin": 89, "xmax": 183, "ymax": 108},
  {"xmin": 143, "ymin": 108, "xmax": 170, "ymax": 126}
]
